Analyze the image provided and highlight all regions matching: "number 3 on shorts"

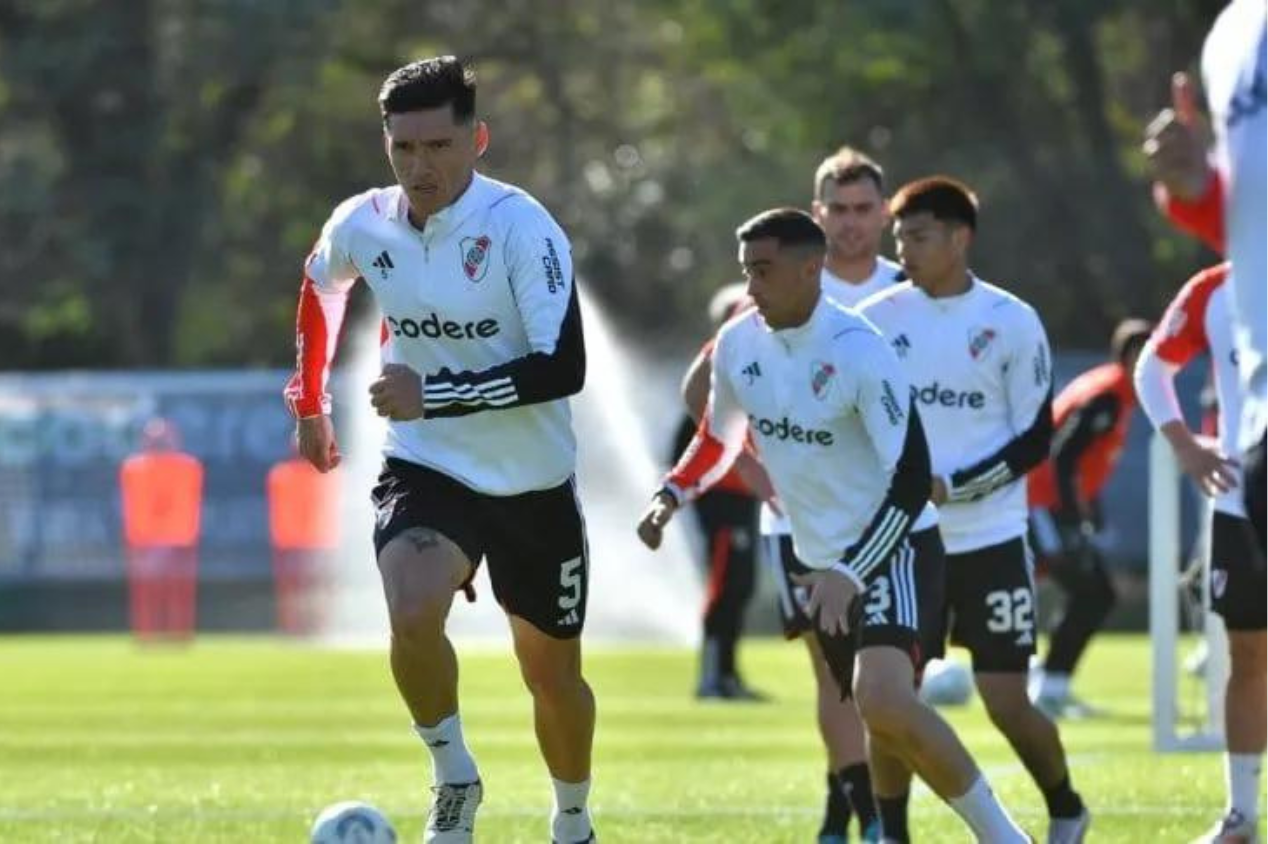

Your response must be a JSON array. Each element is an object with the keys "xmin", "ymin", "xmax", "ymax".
[{"xmin": 558, "ymin": 557, "xmax": 583, "ymax": 610}]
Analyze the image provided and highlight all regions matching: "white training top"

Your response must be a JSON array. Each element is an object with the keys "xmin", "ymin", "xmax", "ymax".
[
  {"xmin": 1203, "ymin": 0, "xmax": 1266, "ymax": 450},
  {"xmin": 859, "ymin": 277, "xmax": 1054, "ymax": 554},
  {"xmin": 760, "ymin": 257, "xmax": 905, "ymax": 536},
  {"xmin": 291, "ymin": 173, "xmax": 584, "ymax": 496},
  {"xmin": 666, "ymin": 294, "xmax": 937, "ymax": 585}
]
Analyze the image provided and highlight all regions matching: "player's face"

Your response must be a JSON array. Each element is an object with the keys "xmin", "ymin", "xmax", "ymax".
[
  {"xmin": 739, "ymin": 238, "xmax": 821, "ymax": 329},
  {"xmin": 812, "ymin": 179, "xmax": 888, "ymax": 262},
  {"xmin": 894, "ymin": 212, "xmax": 967, "ymax": 289},
  {"xmin": 385, "ymin": 107, "xmax": 488, "ymax": 219}
]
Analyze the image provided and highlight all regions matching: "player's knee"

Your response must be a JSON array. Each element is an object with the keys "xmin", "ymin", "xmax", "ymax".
[
  {"xmin": 1229, "ymin": 632, "xmax": 1267, "ymax": 678},
  {"xmin": 853, "ymin": 673, "xmax": 915, "ymax": 738},
  {"xmin": 978, "ymin": 683, "xmax": 1031, "ymax": 731},
  {"xmin": 518, "ymin": 654, "xmax": 583, "ymax": 701}
]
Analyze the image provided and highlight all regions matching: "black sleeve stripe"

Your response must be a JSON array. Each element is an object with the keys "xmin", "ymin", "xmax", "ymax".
[
  {"xmin": 948, "ymin": 389, "xmax": 1053, "ymax": 502},
  {"xmin": 423, "ymin": 279, "xmax": 585, "ymax": 419},
  {"xmin": 839, "ymin": 400, "xmax": 931, "ymax": 585}
]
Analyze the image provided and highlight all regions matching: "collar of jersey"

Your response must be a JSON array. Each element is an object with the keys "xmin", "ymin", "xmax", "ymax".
[
  {"xmin": 916, "ymin": 273, "xmax": 980, "ymax": 308},
  {"xmin": 387, "ymin": 172, "xmax": 493, "ymax": 237},
  {"xmin": 768, "ymin": 291, "xmax": 828, "ymax": 350}
]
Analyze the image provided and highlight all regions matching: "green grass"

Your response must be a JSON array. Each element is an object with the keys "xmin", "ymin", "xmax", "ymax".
[{"xmin": 0, "ymin": 634, "xmax": 1224, "ymax": 842}]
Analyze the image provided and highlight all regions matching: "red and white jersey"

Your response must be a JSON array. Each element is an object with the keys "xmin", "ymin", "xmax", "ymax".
[
  {"xmin": 859, "ymin": 278, "xmax": 1054, "ymax": 554},
  {"xmin": 1136, "ymin": 263, "xmax": 1244, "ymax": 516},
  {"xmin": 664, "ymin": 295, "xmax": 936, "ymax": 584},
  {"xmin": 284, "ymin": 173, "xmax": 585, "ymax": 496},
  {"xmin": 759, "ymin": 257, "xmax": 904, "ymax": 536}
]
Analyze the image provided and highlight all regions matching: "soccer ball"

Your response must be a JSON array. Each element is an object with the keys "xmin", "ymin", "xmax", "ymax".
[
  {"xmin": 919, "ymin": 657, "xmax": 975, "ymax": 706},
  {"xmin": 310, "ymin": 801, "xmax": 398, "ymax": 844}
]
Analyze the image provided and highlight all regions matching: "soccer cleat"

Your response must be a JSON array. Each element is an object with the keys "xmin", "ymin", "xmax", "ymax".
[
  {"xmin": 1047, "ymin": 808, "xmax": 1091, "ymax": 844},
  {"xmin": 1191, "ymin": 809, "xmax": 1261, "ymax": 843},
  {"xmin": 423, "ymin": 779, "xmax": 482, "ymax": 843},
  {"xmin": 817, "ymin": 835, "xmax": 847, "ymax": 844}
]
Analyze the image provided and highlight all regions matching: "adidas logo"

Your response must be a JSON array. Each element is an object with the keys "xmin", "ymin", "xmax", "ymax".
[
  {"xmin": 562, "ymin": 807, "xmax": 583, "ymax": 816},
  {"xmin": 741, "ymin": 361, "xmax": 762, "ymax": 384},
  {"xmin": 892, "ymin": 334, "xmax": 911, "ymax": 358},
  {"xmin": 371, "ymin": 250, "xmax": 395, "ymax": 279},
  {"xmin": 426, "ymin": 739, "xmax": 450, "ymax": 748},
  {"xmin": 558, "ymin": 609, "xmax": 580, "ymax": 627},
  {"xmin": 1015, "ymin": 630, "xmax": 1034, "ymax": 646}
]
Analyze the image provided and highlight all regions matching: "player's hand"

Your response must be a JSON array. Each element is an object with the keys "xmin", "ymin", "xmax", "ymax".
[
  {"xmin": 930, "ymin": 476, "xmax": 949, "ymax": 506},
  {"xmin": 1143, "ymin": 72, "xmax": 1212, "ymax": 201},
  {"xmin": 369, "ymin": 363, "xmax": 425, "ymax": 421},
  {"xmin": 1175, "ymin": 434, "xmax": 1240, "ymax": 496},
  {"xmin": 636, "ymin": 491, "xmax": 678, "ymax": 551},
  {"xmin": 733, "ymin": 451, "xmax": 781, "ymax": 513},
  {"xmin": 296, "ymin": 415, "xmax": 342, "ymax": 472},
  {"xmin": 793, "ymin": 569, "xmax": 858, "ymax": 637}
]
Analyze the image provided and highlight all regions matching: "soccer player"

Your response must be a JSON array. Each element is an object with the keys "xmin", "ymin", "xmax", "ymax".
[
  {"xmin": 677, "ymin": 148, "xmax": 903, "ymax": 842},
  {"xmin": 284, "ymin": 57, "xmax": 595, "ymax": 844},
  {"xmin": 859, "ymin": 176, "xmax": 1090, "ymax": 844},
  {"xmin": 671, "ymin": 283, "xmax": 764, "ymax": 700},
  {"xmin": 641, "ymin": 207, "xmax": 1031, "ymax": 844},
  {"xmin": 1134, "ymin": 262, "xmax": 1265, "ymax": 844},
  {"xmin": 1027, "ymin": 318, "xmax": 1154, "ymax": 721},
  {"xmin": 1143, "ymin": 0, "xmax": 1266, "ymax": 551}
]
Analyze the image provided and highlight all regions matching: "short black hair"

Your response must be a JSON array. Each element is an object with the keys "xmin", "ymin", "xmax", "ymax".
[
  {"xmin": 814, "ymin": 146, "xmax": 885, "ymax": 199},
  {"xmin": 1111, "ymin": 317, "xmax": 1153, "ymax": 363},
  {"xmin": 736, "ymin": 207, "xmax": 827, "ymax": 252},
  {"xmin": 379, "ymin": 56, "xmax": 476, "ymax": 127},
  {"xmin": 890, "ymin": 176, "xmax": 979, "ymax": 231}
]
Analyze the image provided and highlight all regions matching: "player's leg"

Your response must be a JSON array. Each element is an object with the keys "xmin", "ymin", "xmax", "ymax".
[
  {"xmin": 372, "ymin": 461, "xmax": 485, "ymax": 841},
  {"xmin": 1035, "ymin": 532, "xmax": 1115, "ymax": 714},
  {"xmin": 487, "ymin": 477, "xmax": 596, "ymax": 844},
  {"xmin": 1198, "ymin": 512, "xmax": 1266, "ymax": 843},
  {"xmin": 805, "ymin": 633, "xmax": 877, "ymax": 842},
  {"xmin": 837, "ymin": 531, "xmax": 1029, "ymax": 842},
  {"xmin": 956, "ymin": 538, "xmax": 1088, "ymax": 842},
  {"xmin": 772, "ymin": 534, "xmax": 875, "ymax": 842},
  {"xmin": 696, "ymin": 492, "xmax": 760, "ymax": 698}
]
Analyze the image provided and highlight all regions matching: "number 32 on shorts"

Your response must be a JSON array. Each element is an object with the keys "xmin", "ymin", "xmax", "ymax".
[{"xmin": 984, "ymin": 587, "xmax": 1033, "ymax": 634}]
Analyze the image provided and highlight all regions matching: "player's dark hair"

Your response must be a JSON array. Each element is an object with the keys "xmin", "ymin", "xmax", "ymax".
[
  {"xmin": 814, "ymin": 146, "xmax": 885, "ymax": 199},
  {"xmin": 1110, "ymin": 317, "xmax": 1154, "ymax": 363},
  {"xmin": 379, "ymin": 56, "xmax": 476, "ymax": 126},
  {"xmin": 890, "ymin": 176, "xmax": 979, "ymax": 231},
  {"xmin": 736, "ymin": 207, "xmax": 827, "ymax": 253}
]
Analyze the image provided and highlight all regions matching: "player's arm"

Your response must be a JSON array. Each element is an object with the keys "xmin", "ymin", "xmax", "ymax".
[
  {"xmin": 283, "ymin": 201, "xmax": 362, "ymax": 471},
  {"xmin": 1134, "ymin": 267, "xmax": 1239, "ymax": 495},
  {"xmin": 945, "ymin": 308, "xmax": 1054, "ymax": 502},
  {"xmin": 422, "ymin": 205, "xmax": 584, "ymax": 418},
  {"xmin": 836, "ymin": 335, "xmax": 933, "ymax": 588},
  {"xmin": 1051, "ymin": 391, "xmax": 1121, "ymax": 521},
  {"xmin": 681, "ymin": 342, "xmax": 714, "ymax": 423},
  {"xmin": 1144, "ymin": 72, "xmax": 1225, "ymax": 253}
]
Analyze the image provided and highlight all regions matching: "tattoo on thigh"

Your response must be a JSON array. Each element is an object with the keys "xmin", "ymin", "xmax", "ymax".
[{"xmin": 399, "ymin": 527, "xmax": 441, "ymax": 553}]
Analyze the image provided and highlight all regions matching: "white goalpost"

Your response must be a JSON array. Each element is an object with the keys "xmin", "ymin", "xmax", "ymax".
[{"xmin": 1149, "ymin": 434, "xmax": 1229, "ymax": 752}]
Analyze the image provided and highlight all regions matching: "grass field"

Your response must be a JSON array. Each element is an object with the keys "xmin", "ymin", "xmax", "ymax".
[{"xmin": 0, "ymin": 633, "xmax": 1225, "ymax": 843}]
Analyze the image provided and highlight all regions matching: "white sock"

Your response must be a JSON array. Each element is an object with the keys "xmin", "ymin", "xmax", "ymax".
[
  {"xmin": 948, "ymin": 775, "xmax": 1029, "ymax": 843},
  {"xmin": 1227, "ymin": 752, "xmax": 1264, "ymax": 820},
  {"xmin": 414, "ymin": 714, "xmax": 479, "ymax": 785},
  {"xmin": 1039, "ymin": 672, "xmax": 1070, "ymax": 700},
  {"xmin": 551, "ymin": 777, "xmax": 593, "ymax": 842}
]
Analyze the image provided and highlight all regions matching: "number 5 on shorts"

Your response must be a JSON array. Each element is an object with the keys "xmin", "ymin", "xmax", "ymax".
[{"xmin": 558, "ymin": 557, "xmax": 583, "ymax": 610}]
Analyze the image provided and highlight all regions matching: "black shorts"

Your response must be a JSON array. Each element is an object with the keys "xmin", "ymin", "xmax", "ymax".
[
  {"xmin": 371, "ymin": 459, "xmax": 589, "ymax": 639},
  {"xmin": 764, "ymin": 526, "xmax": 946, "ymax": 696},
  {"xmin": 1210, "ymin": 510, "xmax": 1267, "ymax": 631},
  {"xmin": 940, "ymin": 536, "xmax": 1036, "ymax": 673}
]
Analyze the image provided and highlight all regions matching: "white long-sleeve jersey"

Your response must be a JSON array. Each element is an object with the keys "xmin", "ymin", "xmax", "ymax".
[
  {"xmin": 858, "ymin": 278, "xmax": 1054, "ymax": 554},
  {"xmin": 1205, "ymin": 0, "xmax": 1266, "ymax": 449},
  {"xmin": 1135, "ymin": 263, "xmax": 1244, "ymax": 517},
  {"xmin": 284, "ymin": 173, "xmax": 585, "ymax": 496},
  {"xmin": 664, "ymin": 295, "xmax": 937, "ymax": 586},
  {"xmin": 760, "ymin": 257, "xmax": 905, "ymax": 536}
]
